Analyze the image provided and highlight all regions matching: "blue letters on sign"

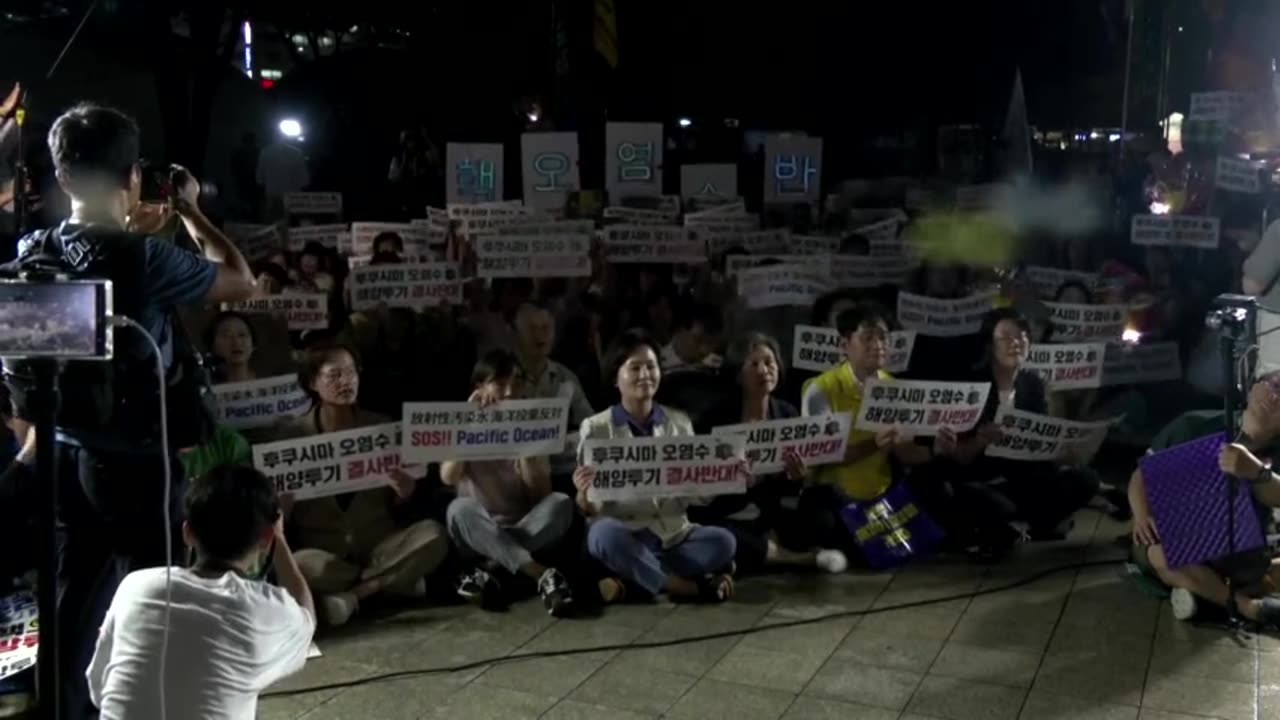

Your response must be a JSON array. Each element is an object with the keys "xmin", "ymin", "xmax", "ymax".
[
  {"xmin": 533, "ymin": 152, "xmax": 570, "ymax": 192},
  {"xmin": 616, "ymin": 141, "xmax": 654, "ymax": 183},
  {"xmin": 774, "ymin": 153, "xmax": 816, "ymax": 196},
  {"xmin": 457, "ymin": 158, "xmax": 497, "ymax": 202}
]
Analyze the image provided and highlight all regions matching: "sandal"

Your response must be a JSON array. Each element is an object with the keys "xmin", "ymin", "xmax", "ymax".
[
  {"xmin": 597, "ymin": 577, "xmax": 626, "ymax": 605},
  {"xmin": 694, "ymin": 573, "xmax": 734, "ymax": 603}
]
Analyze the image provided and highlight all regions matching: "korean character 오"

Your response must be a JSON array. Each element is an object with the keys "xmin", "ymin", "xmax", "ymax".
[
  {"xmin": 339, "ymin": 438, "xmax": 359, "ymax": 457},
  {"xmin": 533, "ymin": 151, "xmax": 571, "ymax": 192},
  {"xmin": 660, "ymin": 443, "xmax": 680, "ymax": 462}
]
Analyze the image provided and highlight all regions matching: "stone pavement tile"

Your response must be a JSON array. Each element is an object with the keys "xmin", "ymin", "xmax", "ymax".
[
  {"xmin": 929, "ymin": 641, "xmax": 1042, "ymax": 688},
  {"xmin": 706, "ymin": 643, "xmax": 828, "ymax": 694},
  {"xmin": 738, "ymin": 612, "xmax": 857, "ymax": 658},
  {"xmin": 947, "ymin": 611, "xmax": 1057, "ymax": 654},
  {"xmin": 1262, "ymin": 652, "xmax": 1280, "ymax": 682},
  {"xmin": 385, "ymin": 627, "xmax": 525, "ymax": 682},
  {"xmin": 782, "ymin": 695, "xmax": 900, "ymax": 719},
  {"xmin": 664, "ymin": 600, "xmax": 775, "ymax": 633},
  {"xmin": 422, "ymin": 682, "xmax": 559, "ymax": 720},
  {"xmin": 834, "ymin": 626, "xmax": 945, "ymax": 673},
  {"xmin": 619, "ymin": 624, "xmax": 740, "ymax": 677},
  {"xmin": 767, "ymin": 573, "xmax": 891, "ymax": 619},
  {"xmin": 1033, "ymin": 654, "xmax": 1147, "ymax": 706},
  {"xmin": 473, "ymin": 650, "xmax": 614, "ymax": 698},
  {"xmin": 1258, "ymin": 682, "xmax": 1280, "ymax": 719},
  {"xmin": 905, "ymin": 675, "xmax": 1027, "ymax": 720},
  {"xmin": 1045, "ymin": 621, "xmax": 1154, "ymax": 667},
  {"xmin": 568, "ymin": 652, "xmax": 699, "ymax": 716},
  {"xmin": 803, "ymin": 657, "xmax": 922, "ymax": 711},
  {"xmin": 1255, "ymin": 631, "xmax": 1280, "ymax": 655},
  {"xmin": 860, "ymin": 598, "xmax": 969, "ymax": 640},
  {"xmin": 1058, "ymin": 595, "xmax": 1159, "ymax": 638},
  {"xmin": 540, "ymin": 699, "xmax": 656, "ymax": 720},
  {"xmin": 262, "ymin": 658, "xmax": 373, "ymax": 714},
  {"xmin": 1141, "ymin": 674, "xmax": 1256, "ymax": 720},
  {"xmin": 313, "ymin": 623, "xmax": 442, "ymax": 670},
  {"xmin": 1138, "ymin": 710, "xmax": 1232, "ymax": 720},
  {"xmin": 1146, "ymin": 639, "xmax": 1258, "ymax": 685},
  {"xmin": 590, "ymin": 599, "xmax": 675, "ymax": 630},
  {"xmin": 433, "ymin": 597, "xmax": 558, "ymax": 637},
  {"xmin": 961, "ymin": 591, "xmax": 1069, "ymax": 635},
  {"xmin": 517, "ymin": 617, "xmax": 644, "ymax": 653},
  {"xmin": 1154, "ymin": 614, "xmax": 1258, "ymax": 651},
  {"xmin": 295, "ymin": 675, "xmax": 461, "ymax": 720},
  {"xmin": 256, "ymin": 695, "xmax": 320, "ymax": 720},
  {"xmin": 1019, "ymin": 690, "xmax": 1140, "ymax": 720},
  {"xmin": 664, "ymin": 677, "xmax": 795, "ymax": 720}
]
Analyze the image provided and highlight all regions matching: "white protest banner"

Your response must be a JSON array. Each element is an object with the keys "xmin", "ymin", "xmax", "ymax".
[
  {"xmin": 349, "ymin": 263, "xmax": 462, "ymax": 311},
  {"xmin": 283, "ymin": 192, "xmax": 343, "ymax": 216},
  {"xmin": 1100, "ymin": 341, "xmax": 1182, "ymax": 386},
  {"xmin": 1045, "ymin": 302, "xmax": 1126, "ymax": 342},
  {"xmin": 286, "ymin": 223, "xmax": 349, "ymax": 253},
  {"xmin": 1215, "ymin": 155, "xmax": 1260, "ymax": 194},
  {"xmin": 213, "ymin": 374, "xmax": 311, "ymax": 430},
  {"xmin": 1130, "ymin": 215, "xmax": 1220, "ymax": 250},
  {"xmin": 796, "ymin": 235, "xmax": 841, "ymax": 255},
  {"xmin": 602, "ymin": 225, "xmax": 706, "ymax": 264},
  {"xmin": 403, "ymin": 398, "xmax": 571, "ymax": 462},
  {"xmin": 491, "ymin": 219, "xmax": 594, "ymax": 238},
  {"xmin": 425, "ymin": 207, "xmax": 450, "ymax": 227},
  {"xmin": 446, "ymin": 142, "xmax": 504, "ymax": 204},
  {"xmin": 681, "ymin": 163, "xmax": 738, "ymax": 204},
  {"xmin": 474, "ymin": 233, "xmax": 591, "ymax": 278},
  {"xmin": 1024, "ymin": 266, "xmax": 1104, "ymax": 299},
  {"xmin": 603, "ymin": 206, "xmax": 676, "ymax": 224},
  {"xmin": 724, "ymin": 254, "xmax": 817, "ymax": 278},
  {"xmin": 685, "ymin": 200, "xmax": 748, "ymax": 220},
  {"xmin": 986, "ymin": 408, "xmax": 1112, "ymax": 464},
  {"xmin": 1024, "ymin": 343, "xmax": 1106, "ymax": 391},
  {"xmin": 829, "ymin": 254, "xmax": 912, "ymax": 288},
  {"xmin": 448, "ymin": 202, "xmax": 536, "ymax": 237},
  {"xmin": 707, "ymin": 228, "xmax": 791, "ymax": 257},
  {"xmin": 1189, "ymin": 91, "xmax": 1249, "ymax": 122},
  {"xmin": 350, "ymin": 222, "xmax": 435, "ymax": 257},
  {"xmin": 225, "ymin": 223, "xmax": 280, "ymax": 261},
  {"xmin": 855, "ymin": 379, "xmax": 991, "ymax": 435},
  {"xmin": 582, "ymin": 435, "xmax": 748, "ymax": 502},
  {"xmin": 605, "ymin": 122, "xmax": 664, "ymax": 200},
  {"xmin": 407, "ymin": 218, "xmax": 448, "ymax": 248},
  {"xmin": 0, "ymin": 591, "xmax": 37, "ymax": 681},
  {"xmin": 896, "ymin": 291, "xmax": 996, "ymax": 337},
  {"xmin": 852, "ymin": 216, "xmax": 900, "ymax": 247},
  {"xmin": 253, "ymin": 422, "xmax": 407, "ymax": 501},
  {"xmin": 686, "ymin": 195, "xmax": 743, "ymax": 212},
  {"xmin": 791, "ymin": 325, "xmax": 916, "ymax": 374},
  {"xmin": 737, "ymin": 263, "xmax": 830, "ymax": 309},
  {"xmin": 712, "ymin": 413, "xmax": 851, "ymax": 474},
  {"xmin": 764, "ymin": 134, "xmax": 823, "ymax": 207},
  {"xmin": 521, "ymin": 132, "xmax": 581, "ymax": 210},
  {"xmin": 227, "ymin": 293, "xmax": 328, "ymax": 331}
]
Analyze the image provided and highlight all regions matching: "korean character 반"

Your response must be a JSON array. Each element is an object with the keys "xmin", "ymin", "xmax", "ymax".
[{"xmin": 773, "ymin": 153, "xmax": 817, "ymax": 196}]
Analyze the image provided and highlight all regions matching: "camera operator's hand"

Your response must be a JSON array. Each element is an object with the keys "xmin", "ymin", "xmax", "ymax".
[
  {"xmin": 169, "ymin": 164, "xmax": 201, "ymax": 215},
  {"xmin": 126, "ymin": 201, "xmax": 173, "ymax": 234},
  {"xmin": 15, "ymin": 425, "xmax": 35, "ymax": 466},
  {"xmin": 0, "ymin": 83, "xmax": 19, "ymax": 119}
]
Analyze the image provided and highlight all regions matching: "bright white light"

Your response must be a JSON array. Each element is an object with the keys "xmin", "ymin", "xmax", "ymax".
[
  {"xmin": 527, "ymin": 111, "xmax": 540, "ymax": 123},
  {"xmin": 678, "ymin": 117, "xmax": 692, "ymax": 128},
  {"xmin": 1089, "ymin": 131, "xmax": 1100, "ymax": 139},
  {"xmin": 1149, "ymin": 201, "xmax": 1171, "ymax": 215},
  {"xmin": 242, "ymin": 21, "xmax": 252, "ymax": 45},
  {"xmin": 1178, "ymin": 26, "xmax": 1184, "ymax": 32},
  {"xmin": 1122, "ymin": 328, "xmax": 1142, "ymax": 343},
  {"xmin": 278, "ymin": 119, "xmax": 303, "ymax": 138},
  {"xmin": 1108, "ymin": 133, "xmax": 1121, "ymax": 142}
]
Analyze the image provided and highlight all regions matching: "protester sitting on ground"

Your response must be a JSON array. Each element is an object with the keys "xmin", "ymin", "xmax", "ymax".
[
  {"xmin": 660, "ymin": 300, "xmax": 723, "ymax": 372},
  {"xmin": 1129, "ymin": 374, "xmax": 1280, "ymax": 625},
  {"xmin": 87, "ymin": 465, "xmax": 315, "ymax": 720},
  {"xmin": 691, "ymin": 332, "xmax": 848, "ymax": 574},
  {"xmin": 801, "ymin": 303, "xmax": 933, "ymax": 565},
  {"xmin": 441, "ymin": 350, "xmax": 576, "ymax": 615},
  {"xmin": 205, "ymin": 310, "xmax": 258, "ymax": 383},
  {"xmin": 253, "ymin": 260, "xmax": 291, "ymax": 295},
  {"xmin": 290, "ymin": 241, "xmax": 334, "ymax": 293},
  {"xmin": 274, "ymin": 342, "xmax": 448, "ymax": 627},
  {"xmin": 574, "ymin": 329, "xmax": 738, "ymax": 604}
]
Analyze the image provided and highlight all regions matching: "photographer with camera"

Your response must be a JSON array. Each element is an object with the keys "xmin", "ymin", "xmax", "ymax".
[{"xmin": 1, "ymin": 103, "xmax": 257, "ymax": 718}]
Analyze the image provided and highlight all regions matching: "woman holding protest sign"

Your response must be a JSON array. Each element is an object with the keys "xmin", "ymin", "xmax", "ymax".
[{"xmin": 574, "ymin": 329, "xmax": 738, "ymax": 604}]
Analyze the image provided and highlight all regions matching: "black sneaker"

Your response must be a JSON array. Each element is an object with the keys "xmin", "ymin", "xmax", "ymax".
[
  {"xmin": 457, "ymin": 568, "xmax": 505, "ymax": 611},
  {"xmin": 538, "ymin": 568, "xmax": 574, "ymax": 617}
]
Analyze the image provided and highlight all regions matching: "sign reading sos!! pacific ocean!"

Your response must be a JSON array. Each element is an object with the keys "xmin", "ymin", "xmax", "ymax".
[
  {"xmin": 213, "ymin": 375, "xmax": 311, "ymax": 430},
  {"xmin": 712, "ymin": 414, "xmax": 851, "ymax": 474},
  {"xmin": 582, "ymin": 435, "xmax": 748, "ymax": 502},
  {"xmin": 854, "ymin": 380, "xmax": 991, "ymax": 435},
  {"xmin": 605, "ymin": 122, "xmax": 663, "ymax": 200},
  {"xmin": 521, "ymin": 132, "xmax": 581, "ymax": 211},
  {"xmin": 0, "ymin": 591, "xmax": 38, "ymax": 681},
  {"xmin": 402, "ymin": 398, "xmax": 570, "ymax": 463},
  {"xmin": 446, "ymin": 143, "xmax": 504, "ymax": 205},
  {"xmin": 896, "ymin": 291, "xmax": 996, "ymax": 337}
]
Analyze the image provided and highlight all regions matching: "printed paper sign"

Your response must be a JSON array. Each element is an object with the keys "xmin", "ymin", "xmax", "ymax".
[
  {"xmin": 855, "ymin": 379, "xmax": 991, "ymax": 435},
  {"xmin": 0, "ymin": 591, "xmax": 37, "ymax": 681},
  {"xmin": 828, "ymin": 254, "xmax": 912, "ymax": 288},
  {"xmin": 228, "ymin": 293, "xmax": 328, "ymax": 331},
  {"xmin": 791, "ymin": 325, "xmax": 916, "ymax": 374},
  {"xmin": 605, "ymin": 122, "xmax": 664, "ymax": 200},
  {"xmin": 764, "ymin": 134, "xmax": 822, "ymax": 206},
  {"xmin": 1130, "ymin": 215, "xmax": 1220, "ymax": 249},
  {"xmin": 796, "ymin": 235, "xmax": 841, "ymax": 255},
  {"xmin": 705, "ymin": 228, "xmax": 791, "ymax": 257},
  {"xmin": 851, "ymin": 217, "xmax": 900, "ymax": 249},
  {"xmin": 986, "ymin": 408, "xmax": 1112, "ymax": 463},
  {"xmin": 582, "ymin": 435, "xmax": 748, "ymax": 502},
  {"xmin": 1100, "ymin": 341, "xmax": 1182, "ymax": 386},
  {"xmin": 349, "ymin": 263, "xmax": 462, "ymax": 311},
  {"xmin": 252, "ymin": 422, "xmax": 407, "ymax": 501},
  {"xmin": 712, "ymin": 413, "xmax": 850, "ymax": 474},
  {"xmin": 225, "ymin": 223, "xmax": 280, "ymax": 261},
  {"xmin": 449, "ymin": 203, "xmax": 536, "ymax": 237},
  {"xmin": 681, "ymin": 163, "xmax": 738, "ymax": 203},
  {"xmin": 896, "ymin": 291, "xmax": 996, "ymax": 337},
  {"xmin": 521, "ymin": 132, "xmax": 581, "ymax": 210},
  {"xmin": 1189, "ymin": 91, "xmax": 1249, "ymax": 122},
  {"xmin": 1045, "ymin": 302, "xmax": 1126, "ymax": 342},
  {"xmin": 1024, "ymin": 266, "xmax": 1104, "ymax": 299},
  {"xmin": 350, "ymin": 222, "xmax": 436, "ymax": 257},
  {"xmin": 737, "ymin": 264, "xmax": 831, "ymax": 309},
  {"xmin": 403, "ymin": 398, "xmax": 571, "ymax": 462},
  {"xmin": 283, "ymin": 192, "xmax": 343, "ymax": 216},
  {"xmin": 724, "ymin": 254, "xmax": 817, "ymax": 278},
  {"xmin": 286, "ymin": 223, "xmax": 349, "ymax": 253},
  {"xmin": 685, "ymin": 215, "xmax": 758, "ymax": 232},
  {"xmin": 474, "ymin": 233, "xmax": 591, "ymax": 278},
  {"xmin": 1024, "ymin": 343, "xmax": 1106, "ymax": 391},
  {"xmin": 603, "ymin": 225, "xmax": 705, "ymax": 264},
  {"xmin": 603, "ymin": 206, "xmax": 676, "ymax": 224},
  {"xmin": 213, "ymin": 375, "xmax": 311, "ymax": 430},
  {"xmin": 1215, "ymin": 156, "xmax": 1260, "ymax": 194},
  {"xmin": 446, "ymin": 142, "xmax": 504, "ymax": 204}
]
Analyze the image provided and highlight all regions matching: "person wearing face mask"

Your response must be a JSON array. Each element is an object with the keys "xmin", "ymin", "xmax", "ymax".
[
  {"xmin": 204, "ymin": 311, "xmax": 258, "ymax": 383},
  {"xmin": 273, "ymin": 342, "xmax": 448, "ymax": 627},
  {"xmin": 691, "ymin": 333, "xmax": 848, "ymax": 574},
  {"xmin": 574, "ymin": 329, "xmax": 738, "ymax": 604},
  {"xmin": 441, "ymin": 350, "xmax": 576, "ymax": 615}
]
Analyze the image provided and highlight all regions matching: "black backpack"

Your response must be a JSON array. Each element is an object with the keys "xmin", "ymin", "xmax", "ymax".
[{"xmin": 0, "ymin": 224, "xmax": 214, "ymax": 450}]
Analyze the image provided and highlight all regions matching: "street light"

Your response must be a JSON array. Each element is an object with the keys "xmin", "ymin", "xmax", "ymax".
[
  {"xmin": 278, "ymin": 118, "xmax": 303, "ymax": 139},
  {"xmin": 677, "ymin": 117, "xmax": 692, "ymax": 128}
]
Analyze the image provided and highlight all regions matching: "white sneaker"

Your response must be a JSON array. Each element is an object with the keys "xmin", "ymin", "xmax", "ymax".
[
  {"xmin": 1170, "ymin": 588, "xmax": 1198, "ymax": 621},
  {"xmin": 320, "ymin": 592, "xmax": 359, "ymax": 627},
  {"xmin": 815, "ymin": 549, "xmax": 849, "ymax": 574}
]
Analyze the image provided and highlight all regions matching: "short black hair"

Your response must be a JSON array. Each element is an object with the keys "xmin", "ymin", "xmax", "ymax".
[
  {"xmin": 298, "ymin": 342, "xmax": 360, "ymax": 401},
  {"xmin": 48, "ymin": 103, "xmax": 140, "ymax": 194},
  {"xmin": 184, "ymin": 465, "xmax": 278, "ymax": 564},
  {"xmin": 836, "ymin": 302, "xmax": 892, "ymax": 339},
  {"xmin": 372, "ymin": 231, "xmax": 404, "ymax": 253},
  {"xmin": 723, "ymin": 332, "xmax": 785, "ymax": 386},
  {"xmin": 811, "ymin": 288, "xmax": 864, "ymax": 326},
  {"xmin": 1053, "ymin": 280, "xmax": 1094, "ymax": 304},
  {"xmin": 472, "ymin": 348, "xmax": 519, "ymax": 387},
  {"xmin": 980, "ymin": 307, "xmax": 1032, "ymax": 346},
  {"xmin": 203, "ymin": 311, "xmax": 257, "ymax": 353},
  {"xmin": 603, "ymin": 328, "xmax": 663, "ymax": 384},
  {"xmin": 251, "ymin": 260, "xmax": 290, "ymax": 289}
]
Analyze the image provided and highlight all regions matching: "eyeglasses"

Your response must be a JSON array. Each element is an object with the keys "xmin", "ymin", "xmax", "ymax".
[
  {"xmin": 994, "ymin": 333, "xmax": 1028, "ymax": 345},
  {"xmin": 320, "ymin": 366, "xmax": 359, "ymax": 382}
]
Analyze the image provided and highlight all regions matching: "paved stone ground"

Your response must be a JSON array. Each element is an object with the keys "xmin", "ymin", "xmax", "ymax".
[{"xmin": 260, "ymin": 511, "xmax": 1272, "ymax": 720}]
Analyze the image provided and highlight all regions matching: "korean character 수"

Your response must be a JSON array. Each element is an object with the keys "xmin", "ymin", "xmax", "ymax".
[
  {"xmin": 616, "ymin": 141, "xmax": 654, "ymax": 182},
  {"xmin": 774, "ymin": 153, "xmax": 817, "ymax": 196},
  {"xmin": 693, "ymin": 443, "xmax": 710, "ymax": 460}
]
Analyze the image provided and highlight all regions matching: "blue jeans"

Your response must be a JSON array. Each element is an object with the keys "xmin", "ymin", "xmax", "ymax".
[{"xmin": 586, "ymin": 518, "xmax": 736, "ymax": 596}]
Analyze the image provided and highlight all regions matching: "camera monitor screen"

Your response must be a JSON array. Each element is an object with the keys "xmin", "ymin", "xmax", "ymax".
[{"xmin": 0, "ymin": 279, "xmax": 114, "ymax": 359}]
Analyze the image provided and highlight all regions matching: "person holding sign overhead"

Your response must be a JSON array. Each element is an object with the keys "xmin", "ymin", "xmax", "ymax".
[{"xmin": 574, "ymin": 329, "xmax": 738, "ymax": 604}]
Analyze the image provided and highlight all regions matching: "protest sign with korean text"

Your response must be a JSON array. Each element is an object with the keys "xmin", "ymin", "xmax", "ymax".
[
  {"xmin": 681, "ymin": 163, "xmax": 738, "ymax": 204},
  {"xmin": 283, "ymin": 192, "xmax": 343, "ymax": 216},
  {"xmin": 0, "ymin": 591, "xmax": 37, "ymax": 681},
  {"xmin": 764, "ymin": 134, "xmax": 822, "ymax": 207},
  {"xmin": 855, "ymin": 380, "xmax": 991, "ymax": 435},
  {"xmin": 1045, "ymin": 302, "xmax": 1126, "ymax": 342},
  {"xmin": 605, "ymin": 122, "xmax": 663, "ymax": 200},
  {"xmin": 349, "ymin": 262, "xmax": 462, "ymax": 311},
  {"xmin": 797, "ymin": 235, "xmax": 841, "ymax": 255},
  {"xmin": 986, "ymin": 408, "xmax": 1113, "ymax": 464},
  {"xmin": 603, "ymin": 206, "xmax": 676, "ymax": 224},
  {"xmin": 791, "ymin": 325, "xmax": 915, "ymax": 374},
  {"xmin": 1189, "ymin": 91, "xmax": 1249, "ymax": 122},
  {"xmin": 724, "ymin": 254, "xmax": 817, "ymax": 278},
  {"xmin": 1215, "ymin": 155, "xmax": 1260, "ymax": 194},
  {"xmin": 252, "ymin": 423, "xmax": 407, "ymax": 501},
  {"xmin": 350, "ymin": 222, "xmax": 436, "ymax": 257},
  {"xmin": 896, "ymin": 291, "xmax": 996, "ymax": 337},
  {"xmin": 227, "ymin": 293, "xmax": 328, "ymax": 331},
  {"xmin": 446, "ymin": 142, "xmax": 504, "ymax": 204},
  {"xmin": 1100, "ymin": 341, "xmax": 1182, "ymax": 386},
  {"xmin": 1024, "ymin": 343, "xmax": 1106, "ymax": 391},
  {"xmin": 403, "ymin": 398, "xmax": 571, "ymax": 463},
  {"xmin": 474, "ymin": 233, "xmax": 591, "ymax": 278},
  {"xmin": 213, "ymin": 374, "xmax": 311, "ymax": 430},
  {"xmin": 225, "ymin": 223, "xmax": 280, "ymax": 261},
  {"xmin": 712, "ymin": 413, "xmax": 850, "ymax": 474},
  {"xmin": 521, "ymin": 132, "xmax": 581, "ymax": 210},
  {"xmin": 286, "ymin": 223, "xmax": 349, "ymax": 253},
  {"xmin": 1024, "ymin": 266, "xmax": 1106, "ymax": 299},
  {"xmin": 447, "ymin": 202, "xmax": 535, "ymax": 237},
  {"xmin": 1130, "ymin": 215, "xmax": 1220, "ymax": 249},
  {"xmin": 602, "ymin": 225, "xmax": 705, "ymax": 264},
  {"xmin": 829, "ymin": 253, "xmax": 912, "ymax": 288},
  {"xmin": 582, "ymin": 435, "xmax": 748, "ymax": 502},
  {"xmin": 737, "ymin": 263, "xmax": 830, "ymax": 309}
]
